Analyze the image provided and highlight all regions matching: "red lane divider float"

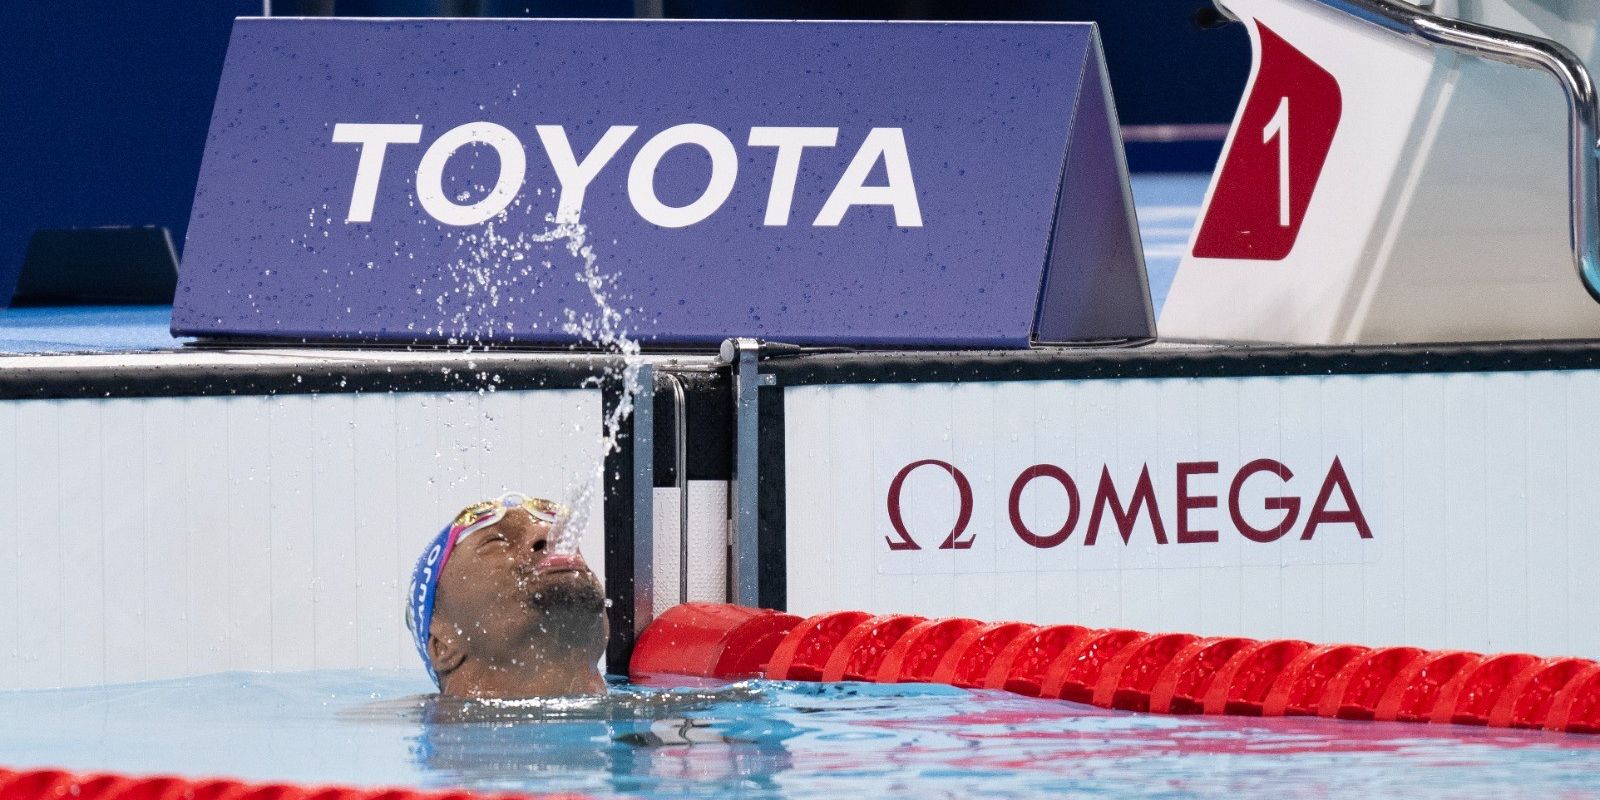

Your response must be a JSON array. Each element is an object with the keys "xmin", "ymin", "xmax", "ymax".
[
  {"xmin": 0, "ymin": 769, "xmax": 589, "ymax": 800},
  {"xmin": 877, "ymin": 618, "xmax": 982, "ymax": 684},
  {"xmin": 1374, "ymin": 650, "xmax": 1482, "ymax": 723},
  {"xmin": 629, "ymin": 603, "xmax": 801, "ymax": 680},
  {"xmin": 1321, "ymin": 646, "xmax": 1425, "ymax": 720},
  {"xmin": 821, "ymin": 614, "xmax": 925, "ymax": 682},
  {"xmin": 1547, "ymin": 662, "xmax": 1600, "ymax": 733},
  {"xmin": 1039, "ymin": 629, "xmax": 1145, "ymax": 704},
  {"xmin": 766, "ymin": 610, "xmax": 872, "ymax": 682},
  {"xmin": 1148, "ymin": 636, "xmax": 1254, "ymax": 714},
  {"xmin": 631, "ymin": 603, "xmax": 1600, "ymax": 735},
  {"xmin": 982, "ymin": 624, "xmax": 1091, "ymax": 697},
  {"xmin": 1204, "ymin": 639, "xmax": 1309, "ymax": 716},
  {"xmin": 1093, "ymin": 632, "xmax": 1197, "ymax": 712},
  {"xmin": 933, "ymin": 621, "xmax": 1033, "ymax": 688},
  {"xmin": 1262, "ymin": 643, "xmax": 1370, "ymax": 717},
  {"xmin": 1433, "ymin": 652, "xmax": 1541, "ymax": 726},
  {"xmin": 1489, "ymin": 657, "xmax": 1592, "ymax": 729}
]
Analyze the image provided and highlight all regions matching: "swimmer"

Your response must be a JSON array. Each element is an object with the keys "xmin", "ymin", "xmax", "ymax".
[{"xmin": 407, "ymin": 493, "xmax": 608, "ymax": 699}]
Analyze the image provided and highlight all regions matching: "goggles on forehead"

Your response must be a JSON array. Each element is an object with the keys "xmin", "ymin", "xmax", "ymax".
[
  {"xmin": 450, "ymin": 492, "xmax": 568, "ymax": 546},
  {"xmin": 407, "ymin": 491, "xmax": 569, "ymax": 688}
]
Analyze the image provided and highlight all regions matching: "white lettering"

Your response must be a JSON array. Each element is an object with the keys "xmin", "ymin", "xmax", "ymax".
[
  {"xmin": 331, "ymin": 123, "xmax": 423, "ymax": 222},
  {"xmin": 537, "ymin": 124, "xmax": 638, "ymax": 224},
  {"xmin": 416, "ymin": 122, "xmax": 527, "ymax": 226},
  {"xmin": 747, "ymin": 126, "xmax": 838, "ymax": 226},
  {"xmin": 627, "ymin": 123, "xmax": 738, "ymax": 228},
  {"xmin": 815, "ymin": 127, "xmax": 923, "ymax": 227},
  {"xmin": 335, "ymin": 121, "xmax": 924, "ymax": 228}
]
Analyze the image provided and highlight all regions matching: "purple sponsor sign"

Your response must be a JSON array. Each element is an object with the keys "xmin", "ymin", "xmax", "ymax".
[{"xmin": 173, "ymin": 19, "xmax": 1151, "ymax": 348}]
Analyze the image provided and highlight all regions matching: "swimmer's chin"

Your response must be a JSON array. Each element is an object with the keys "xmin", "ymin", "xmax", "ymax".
[
  {"xmin": 526, "ymin": 569, "xmax": 607, "ymax": 615},
  {"xmin": 438, "ymin": 671, "xmax": 610, "ymax": 703}
]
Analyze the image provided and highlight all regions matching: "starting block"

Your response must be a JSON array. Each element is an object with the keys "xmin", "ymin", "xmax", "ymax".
[{"xmin": 1161, "ymin": 0, "xmax": 1600, "ymax": 345}]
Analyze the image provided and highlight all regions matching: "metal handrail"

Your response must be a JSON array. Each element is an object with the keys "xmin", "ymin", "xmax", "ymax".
[
  {"xmin": 1219, "ymin": 0, "xmax": 1600, "ymax": 302},
  {"xmin": 661, "ymin": 370, "xmax": 691, "ymax": 605}
]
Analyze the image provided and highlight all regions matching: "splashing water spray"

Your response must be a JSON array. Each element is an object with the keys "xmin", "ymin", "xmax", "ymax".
[
  {"xmin": 544, "ymin": 214, "xmax": 641, "ymax": 556},
  {"xmin": 448, "ymin": 211, "xmax": 640, "ymax": 557},
  {"xmin": 416, "ymin": 143, "xmax": 643, "ymax": 561}
]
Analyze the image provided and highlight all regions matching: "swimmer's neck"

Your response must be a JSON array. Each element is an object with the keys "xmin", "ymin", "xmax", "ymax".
[{"xmin": 441, "ymin": 649, "xmax": 607, "ymax": 699}]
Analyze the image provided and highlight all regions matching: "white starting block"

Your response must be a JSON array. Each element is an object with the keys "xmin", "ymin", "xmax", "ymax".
[{"xmin": 1161, "ymin": 0, "xmax": 1600, "ymax": 345}]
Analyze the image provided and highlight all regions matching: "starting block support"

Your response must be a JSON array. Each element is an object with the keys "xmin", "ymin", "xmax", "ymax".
[{"xmin": 1161, "ymin": 0, "xmax": 1600, "ymax": 345}]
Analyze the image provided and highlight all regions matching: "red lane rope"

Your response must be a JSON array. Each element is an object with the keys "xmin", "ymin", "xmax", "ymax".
[
  {"xmin": 631, "ymin": 603, "xmax": 1600, "ymax": 734},
  {"xmin": 0, "ymin": 769, "xmax": 593, "ymax": 800}
]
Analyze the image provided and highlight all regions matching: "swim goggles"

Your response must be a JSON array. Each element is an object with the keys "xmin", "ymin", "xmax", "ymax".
[{"xmin": 449, "ymin": 492, "xmax": 567, "ymax": 550}]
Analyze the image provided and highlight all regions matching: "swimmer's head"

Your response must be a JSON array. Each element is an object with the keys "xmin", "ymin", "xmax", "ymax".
[{"xmin": 407, "ymin": 493, "xmax": 608, "ymax": 698}]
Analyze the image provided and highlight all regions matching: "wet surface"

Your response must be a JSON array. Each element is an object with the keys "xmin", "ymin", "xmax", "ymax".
[{"xmin": 0, "ymin": 174, "xmax": 1209, "ymax": 357}]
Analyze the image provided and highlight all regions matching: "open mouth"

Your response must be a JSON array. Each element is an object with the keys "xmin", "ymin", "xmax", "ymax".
[{"xmin": 534, "ymin": 553, "xmax": 588, "ymax": 575}]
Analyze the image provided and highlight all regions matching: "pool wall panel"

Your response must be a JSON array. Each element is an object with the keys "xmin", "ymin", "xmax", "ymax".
[
  {"xmin": 650, "ymin": 482, "xmax": 731, "ymax": 618},
  {"xmin": 646, "ymin": 480, "xmax": 729, "ymax": 617},
  {"xmin": 0, "ymin": 387, "xmax": 606, "ymax": 690},
  {"xmin": 101, "ymin": 399, "xmax": 148, "ymax": 684},
  {"xmin": 776, "ymin": 365, "xmax": 1600, "ymax": 660}
]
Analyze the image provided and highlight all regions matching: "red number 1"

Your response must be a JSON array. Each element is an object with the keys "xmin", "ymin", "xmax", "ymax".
[
  {"xmin": 1263, "ymin": 96, "xmax": 1290, "ymax": 228},
  {"xmin": 1192, "ymin": 23, "xmax": 1341, "ymax": 261}
]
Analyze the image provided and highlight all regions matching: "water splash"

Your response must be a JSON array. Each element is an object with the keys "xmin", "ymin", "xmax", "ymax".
[
  {"xmin": 544, "ymin": 214, "xmax": 642, "ymax": 556},
  {"xmin": 423, "ymin": 182, "xmax": 641, "ymax": 558}
]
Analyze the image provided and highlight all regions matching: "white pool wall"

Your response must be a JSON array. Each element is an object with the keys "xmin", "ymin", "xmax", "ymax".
[{"xmin": 0, "ymin": 382, "xmax": 605, "ymax": 690}]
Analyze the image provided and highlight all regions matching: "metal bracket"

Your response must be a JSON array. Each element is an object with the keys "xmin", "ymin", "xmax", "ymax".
[
  {"xmin": 660, "ymin": 370, "xmax": 691, "ymax": 606},
  {"xmin": 629, "ymin": 361, "xmax": 655, "ymax": 645},
  {"xmin": 719, "ymin": 337, "xmax": 763, "ymax": 607}
]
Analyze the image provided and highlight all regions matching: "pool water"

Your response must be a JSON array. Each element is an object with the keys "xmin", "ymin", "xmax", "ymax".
[{"xmin": 2, "ymin": 670, "xmax": 1599, "ymax": 798}]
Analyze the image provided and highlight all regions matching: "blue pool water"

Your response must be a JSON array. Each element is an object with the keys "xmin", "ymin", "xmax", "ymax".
[
  {"xmin": 0, "ymin": 306, "xmax": 185, "ymax": 354},
  {"xmin": 2, "ymin": 670, "xmax": 1599, "ymax": 799},
  {"xmin": 1129, "ymin": 172, "xmax": 1207, "ymax": 315}
]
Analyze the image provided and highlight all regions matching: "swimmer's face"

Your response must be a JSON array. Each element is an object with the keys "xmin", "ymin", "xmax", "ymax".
[{"xmin": 427, "ymin": 507, "xmax": 607, "ymax": 697}]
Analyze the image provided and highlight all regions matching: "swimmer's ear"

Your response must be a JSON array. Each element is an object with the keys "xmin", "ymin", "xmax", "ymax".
[{"xmin": 427, "ymin": 622, "xmax": 467, "ymax": 677}]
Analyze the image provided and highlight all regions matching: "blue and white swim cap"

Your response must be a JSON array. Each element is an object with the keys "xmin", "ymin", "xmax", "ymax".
[{"xmin": 406, "ymin": 493, "xmax": 567, "ymax": 687}]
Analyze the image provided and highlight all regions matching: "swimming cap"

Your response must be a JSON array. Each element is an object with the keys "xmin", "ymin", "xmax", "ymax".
[{"xmin": 406, "ymin": 493, "xmax": 567, "ymax": 687}]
